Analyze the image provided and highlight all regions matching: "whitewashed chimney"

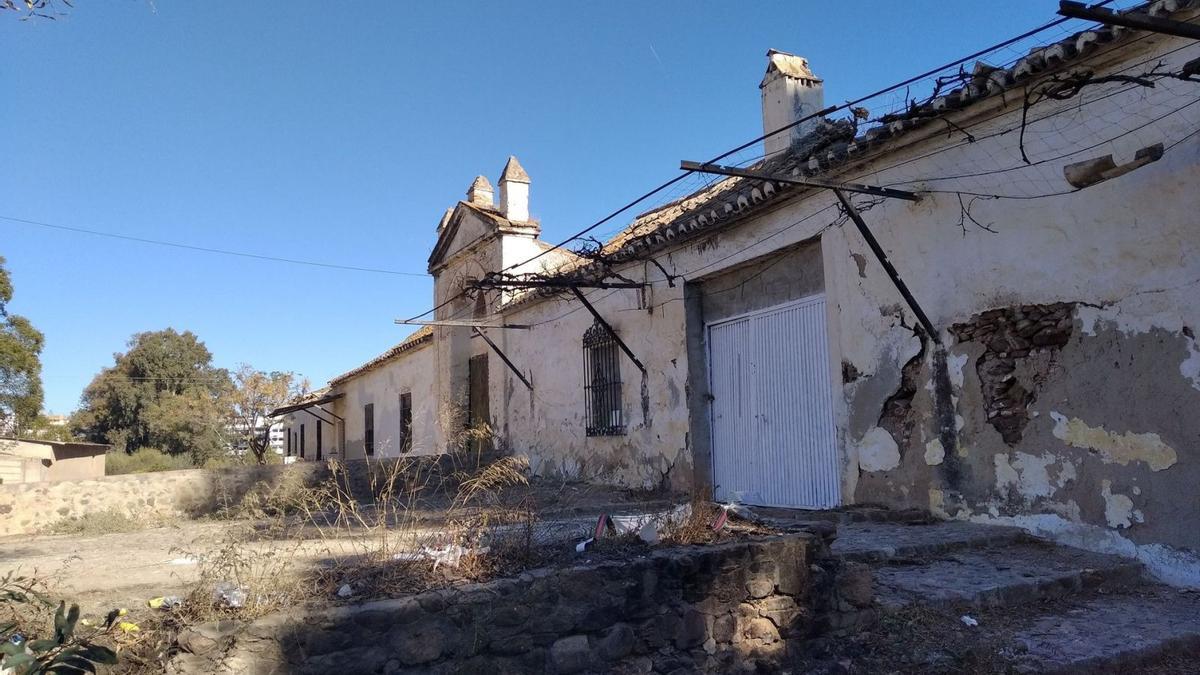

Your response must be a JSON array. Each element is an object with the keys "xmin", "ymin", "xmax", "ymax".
[
  {"xmin": 466, "ymin": 175, "xmax": 494, "ymax": 207},
  {"xmin": 498, "ymin": 156, "xmax": 531, "ymax": 222},
  {"xmin": 760, "ymin": 50, "xmax": 824, "ymax": 158}
]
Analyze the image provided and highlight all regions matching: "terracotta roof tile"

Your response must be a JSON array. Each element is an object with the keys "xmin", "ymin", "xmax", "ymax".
[
  {"xmin": 328, "ymin": 325, "xmax": 433, "ymax": 386},
  {"xmin": 528, "ymin": 0, "xmax": 1195, "ymax": 285}
]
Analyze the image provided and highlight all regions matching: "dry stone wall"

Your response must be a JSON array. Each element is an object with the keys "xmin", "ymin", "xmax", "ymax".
[
  {"xmin": 0, "ymin": 464, "xmax": 326, "ymax": 536},
  {"xmin": 0, "ymin": 454, "xmax": 496, "ymax": 537},
  {"xmin": 169, "ymin": 533, "xmax": 859, "ymax": 675}
]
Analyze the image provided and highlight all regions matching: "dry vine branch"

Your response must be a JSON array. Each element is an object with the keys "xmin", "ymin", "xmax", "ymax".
[
  {"xmin": 1017, "ymin": 62, "xmax": 1182, "ymax": 163},
  {"xmin": 956, "ymin": 193, "xmax": 1000, "ymax": 236}
]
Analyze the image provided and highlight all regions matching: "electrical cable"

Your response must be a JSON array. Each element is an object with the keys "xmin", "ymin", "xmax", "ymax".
[{"xmin": 0, "ymin": 215, "xmax": 429, "ymax": 278}]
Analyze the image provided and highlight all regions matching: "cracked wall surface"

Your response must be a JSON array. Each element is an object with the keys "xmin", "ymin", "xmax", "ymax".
[
  {"xmin": 949, "ymin": 303, "xmax": 1074, "ymax": 445},
  {"xmin": 829, "ymin": 35, "xmax": 1200, "ymax": 584}
]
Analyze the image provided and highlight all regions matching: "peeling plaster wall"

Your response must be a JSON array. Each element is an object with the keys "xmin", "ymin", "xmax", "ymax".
[
  {"xmin": 771, "ymin": 36, "xmax": 1200, "ymax": 582},
  {"xmin": 496, "ymin": 271, "xmax": 694, "ymax": 490},
  {"xmin": 732, "ymin": 32, "xmax": 1198, "ymax": 584},
  {"xmin": 478, "ymin": 38, "xmax": 1200, "ymax": 533},
  {"xmin": 328, "ymin": 35, "xmax": 1200, "ymax": 582}
]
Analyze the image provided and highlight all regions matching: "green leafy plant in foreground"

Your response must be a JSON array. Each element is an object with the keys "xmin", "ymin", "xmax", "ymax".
[{"xmin": 0, "ymin": 572, "xmax": 118, "ymax": 674}]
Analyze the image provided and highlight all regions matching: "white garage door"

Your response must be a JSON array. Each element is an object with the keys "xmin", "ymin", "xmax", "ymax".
[{"xmin": 708, "ymin": 295, "xmax": 840, "ymax": 509}]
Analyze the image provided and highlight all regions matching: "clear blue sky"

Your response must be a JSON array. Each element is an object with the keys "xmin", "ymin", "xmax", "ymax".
[{"xmin": 3, "ymin": 1, "xmax": 1071, "ymax": 413}]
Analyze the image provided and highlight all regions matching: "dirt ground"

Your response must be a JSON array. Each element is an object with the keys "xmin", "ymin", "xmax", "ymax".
[
  {"xmin": 3, "ymin": 521, "xmax": 279, "ymax": 613},
  {"xmin": 0, "ymin": 479, "xmax": 676, "ymax": 616}
]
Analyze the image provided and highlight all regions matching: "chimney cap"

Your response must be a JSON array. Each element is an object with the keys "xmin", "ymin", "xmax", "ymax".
[
  {"xmin": 466, "ymin": 175, "xmax": 494, "ymax": 206},
  {"xmin": 762, "ymin": 49, "xmax": 821, "ymax": 87},
  {"xmin": 500, "ymin": 155, "xmax": 531, "ymax": 184},
  {"xmin": 468, "ymin": 175, "xmax": 493, "ymax": 193}
]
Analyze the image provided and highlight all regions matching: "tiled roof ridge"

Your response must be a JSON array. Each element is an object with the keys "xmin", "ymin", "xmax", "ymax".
[
  {"xmin": 328, "ymin": 325, "xmax": 434, "ymax": 386},
  {"xmin": 531, "ymin": 0, "xmax": 1195, "ymax": 287}
]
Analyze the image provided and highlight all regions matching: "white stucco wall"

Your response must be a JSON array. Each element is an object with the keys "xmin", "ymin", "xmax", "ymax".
[
  {"xmin": 332, "ymin": 342, "xmax": 438, "ymax": 459},
  {"xmin": 302, "ymin": 31, "xmax": 1200, "ymax": 582},
  {"xmin": 469, "ymin": 33, "xmax": 1200, "ymax": 581},
  {"xmin": 396, "ymin": 30, "xmax": 1200, "ymax": 499},
  {"xmin": 277, "ymin": 408, "xmax": 336, "ymax": 462},
  {"xmin": 495, "ymin": 276, "xmax": 693, "ymax": 488}
]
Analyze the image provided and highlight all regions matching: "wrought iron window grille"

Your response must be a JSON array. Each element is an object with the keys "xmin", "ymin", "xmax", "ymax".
[{"xmin": 583, "ymin": 320, "xmax": 625, "ymax": 436}]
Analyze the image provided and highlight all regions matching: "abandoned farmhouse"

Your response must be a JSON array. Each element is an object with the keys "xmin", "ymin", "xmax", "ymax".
[{"xmin": 276, "ymin": 4, "xmax": 1200, "ymax": 586}]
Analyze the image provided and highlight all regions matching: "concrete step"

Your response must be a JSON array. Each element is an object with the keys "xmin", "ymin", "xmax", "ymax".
[
  {"xmin": 831, "ymin": 521, "xmax": 1027, "ymax": 562},
  {"xmin": 749, "ymin": 505, "xmax": 935, "ymax": 527},
  {"xmin": 870, "ymin": 540, "xmax": 1145, "ymax": 610},
  {"xmin": 1007, "ymin": 585, "xmax": 1200, "ymax": 674}
]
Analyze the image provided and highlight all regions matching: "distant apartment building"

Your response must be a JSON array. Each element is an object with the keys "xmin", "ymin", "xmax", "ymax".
[{"xmin": 226, "ymin": 416, "xmax": 285, "ymax": 457}]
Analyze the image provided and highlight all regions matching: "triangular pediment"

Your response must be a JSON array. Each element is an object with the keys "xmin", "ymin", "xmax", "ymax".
[{"xmin": 427, "ymin": 201, "xmax": 510, "ymax": 271}]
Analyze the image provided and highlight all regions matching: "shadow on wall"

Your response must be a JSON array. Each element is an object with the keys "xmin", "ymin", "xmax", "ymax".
[{"xmin": 170, "ymin": 531, "xmax": 880, "ymax": 674}]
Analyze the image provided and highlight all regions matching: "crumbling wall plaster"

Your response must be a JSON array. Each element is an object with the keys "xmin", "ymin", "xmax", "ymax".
[
  {"xmin": 856, "ymin": 427, "xmax": 900, "ymax": 473},
  {"xmin": 949, "ymin": 303, "xmax": 1074, "ymax": 445},
  {"xmin": 497, "ymin": 276, "xmax": 695, "ymax": 491},
  {"xmin": 416, "ymin": 37, "xmax": 1200, "ymax": 576},
  {"xmin": 1100, "ymin": 479, "xmax": 1142, "ymax": 529},
  {"xmin": 923, "ymin": 439, "xmax": 945, "ymax": 466},
  {"xmin": 1050, "ymin": 412, "xmax": 1178, "ymax": 471}
]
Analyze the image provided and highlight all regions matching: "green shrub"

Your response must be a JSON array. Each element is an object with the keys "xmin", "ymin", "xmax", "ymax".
[
  {"xmin": 105, "ymin": 447, "xmax": 194, "ymax": 475},
  {"xmin": 0, "ymin": 573, "xmax": 119, "ymax": 674},
  {"xmin": 43, "ymin": 509, "xmax": 144, "ymax": 536}
]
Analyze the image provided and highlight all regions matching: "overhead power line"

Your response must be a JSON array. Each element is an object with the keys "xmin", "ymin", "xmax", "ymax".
[
  {"xmin": 490, "ymin": 3, "xmax": 1120, "ymax": 277},
  {"xmin": 0, "ymin": 214, "xmax": 429, "ymax": 278},
  {"xmin": 405, "ymin": 3, "xmax": 1123, "ymax": 321}
]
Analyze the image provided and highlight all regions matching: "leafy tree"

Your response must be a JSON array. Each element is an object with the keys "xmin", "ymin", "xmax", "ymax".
[
  {"xmin": 224, "ymin": 364, "xmax": 307, "ymax": 465},
  {"xmin": 0, "ymin": 256, "xmax": 44, "ymax": 435},
  {"xmin": 23, "ymin": 415, "xmax": 75, "ymax": 442},
  {"xmin": 72, "ymin": 329, "xmax": 231, "ymax": 463}
]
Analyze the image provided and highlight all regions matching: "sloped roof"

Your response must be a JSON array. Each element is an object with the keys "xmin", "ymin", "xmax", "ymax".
[
  {"xmin": 268, "ymin": 390, "xmax": 343, "ymax": 417},
  {"xmin": 328, "ymin": 325, "xmax": 433, "ymax": 386},
  {"xmin": 531, "ymin": 0, "xmax": 1194, "ymax": 285}
]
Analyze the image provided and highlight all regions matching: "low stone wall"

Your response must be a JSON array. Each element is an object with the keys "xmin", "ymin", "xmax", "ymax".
[
  {"xmin": 0, "ymin": 463, "xmax": 323, "ymax": 536},
  {"xmin": 169, "ymin": 533, "xmax": 864, "ymax": 674},
  {"xmin": 0, "ymin": 452, "xmax": 503, "ymax": 537}
]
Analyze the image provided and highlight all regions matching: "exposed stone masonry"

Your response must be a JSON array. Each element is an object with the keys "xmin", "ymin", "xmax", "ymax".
[
  {"xmin": 168, "ymin": 533, "xmax": 869, "ymax": 674},
  {"xmin": 950, "ymin": 303, "xmax": 1075, "ymax": 444},
  {"xmin": 878, "ymin": 337, "xmax": 928, "ymax": 453}
]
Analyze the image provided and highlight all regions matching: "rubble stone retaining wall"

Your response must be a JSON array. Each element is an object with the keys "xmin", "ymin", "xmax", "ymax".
[
  {"xmin": 0, "ymin": 463, "xmax": 324, "ymax": 536},
  {"xmin": 0, "ymin": 453, "xmax": 500, "ymax": 536},
  {"xmin": 169, "ymin": 533, "xmax": 857, "ymax": 674}
]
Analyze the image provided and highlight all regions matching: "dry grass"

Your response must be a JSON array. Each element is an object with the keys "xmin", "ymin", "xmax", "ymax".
[
  {"xmin": 658, "ymin": 489, "xmax": 776, "ymax": 546},
  {"xmin": 171, "ymin": 443, "xmax": 550, "ymax": 627},
  {"xmin": 93, "ymin": 418, "xmax": 776, "ymax": 671},
  {"xmin": 798, "ymin": 601, "xmax": 1029, "ymax": 674},
  {"xmin": 43, "ymin": 509, "xmax": 177, "ymax": 537}
]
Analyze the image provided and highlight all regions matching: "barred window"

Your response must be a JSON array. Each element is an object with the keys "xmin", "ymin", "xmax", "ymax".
[{"xmin": 583, "ymin": 321, "xmax": 624, "ymax": 436}]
